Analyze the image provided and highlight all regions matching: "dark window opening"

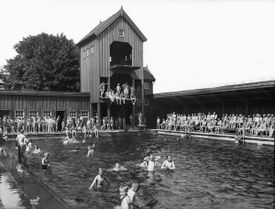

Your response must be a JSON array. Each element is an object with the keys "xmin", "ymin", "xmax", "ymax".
[{"xmin": 110, "ymin": 41, "xmax": 132, "ymax": 66}]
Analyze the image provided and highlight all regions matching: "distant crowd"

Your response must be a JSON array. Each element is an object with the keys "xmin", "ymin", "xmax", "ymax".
[
  {"xmin": 0, "ymin": 114, "xmax": 142, "ymax": 135},
  {"xmin": 100, "ymin": 82, "xmax": 136, "ymax": 105},
  {"xmin": 157, "ymin": 112, "xmax": 275, "ymax": 138}
]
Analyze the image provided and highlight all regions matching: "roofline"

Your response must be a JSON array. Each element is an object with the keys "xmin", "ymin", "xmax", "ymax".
[
  {"xmin": 153, "ymin": 80, "xmax": 275, "ymax": 99},
  {"xmin": 77, "ymin": 8, "xmax": 147, "ymax": 47},
  {"xmin": 0, "ymin": 90, "xmax": 90, "ymax": 98}
]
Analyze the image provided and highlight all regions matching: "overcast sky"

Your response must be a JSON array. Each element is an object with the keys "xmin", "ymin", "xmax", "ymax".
[{"xmin": 0, "ymin": 0, "xmax": 274, "ymax": 93}]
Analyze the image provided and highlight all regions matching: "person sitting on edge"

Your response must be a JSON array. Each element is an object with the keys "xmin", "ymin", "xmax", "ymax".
[
  {"xmin": 161, "ymin": 156, "xmax": 175, "ymax": 170},
  {"xmin": 42, "ymin": 152, "xmax": 50, "ymax": 170},
  {"xmin": 33, "ymin": 145, "xmax": 41, "ymax": 154},
  {"xmin": 89, "ymin": 168, "xmax": 110, "ymax": 190},
  {"xmin": 87, "ymin": 144, "xmax": 95, "ymax": 157},
  {"xmin": 107, "ymin": 163, "xmax": 127, "ymax": 172}
]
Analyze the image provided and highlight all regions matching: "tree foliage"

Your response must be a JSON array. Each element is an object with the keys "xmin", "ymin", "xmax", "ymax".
[{"xmin": 0, "ymin": 33, "xmax": 80, "ymax": 91}]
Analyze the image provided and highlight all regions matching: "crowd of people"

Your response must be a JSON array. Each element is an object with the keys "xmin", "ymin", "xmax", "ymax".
[
  {"xmin": 100, "ymin": 82, "xmax": 137, "ymax": 105},
  {"xmin": 157, "ymin": 112, "xmax": 275, "ymax": 138}
]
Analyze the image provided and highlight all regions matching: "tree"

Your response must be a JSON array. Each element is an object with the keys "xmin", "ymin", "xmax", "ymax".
[{"xmin": 0, "ymin": 33, "xmax": 80, "ymax": 91}]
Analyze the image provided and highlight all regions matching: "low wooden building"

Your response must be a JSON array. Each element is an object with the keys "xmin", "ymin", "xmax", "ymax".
[
  {"xmin": 147, "ymin": 80, "xmax": 275, "ymax": 128},
  {"xmin": 0, "ymin": 90, "xmax": 90, "ymax": 120}
]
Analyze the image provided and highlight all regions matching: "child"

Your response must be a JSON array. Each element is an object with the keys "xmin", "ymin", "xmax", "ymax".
[
  {"xmin": 161, "ymin": 156, "xmax": 175, "ymax": 170},
  {"xmin": 87, "ymin": 144, "xmax": 95, "ymax": 157},
  {"xmin": 107, "ymin": 163, "xmax": 127, "ymax": 172},
  {"xmin": 42, "ymin": 153, "xmax": 50, "ymax": 170},
  {"xmin": 33, "ymin": 145, "xmax": 41, "ymax": 154}
]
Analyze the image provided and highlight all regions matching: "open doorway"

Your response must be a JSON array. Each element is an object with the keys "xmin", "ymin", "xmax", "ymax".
[
  {"xmin": 0, "ymin": 110, "xmax": 11, "ymax": 118},
  {"xmin": 56, "ymin": 111, "xmax": 65, "ymax": 131},
  {"xmin": 110, "ymin": 41, "xmax": 132, "ymax": 66}
]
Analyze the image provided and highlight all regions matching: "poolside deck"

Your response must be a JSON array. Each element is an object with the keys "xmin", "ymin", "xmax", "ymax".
[
  {"xmin": 4, "ymin": 129, "xmax": 274, "ymax": 146},
  {"xmin": 153, "ymin": 129, "xmax": 274, "ymax": 146}
]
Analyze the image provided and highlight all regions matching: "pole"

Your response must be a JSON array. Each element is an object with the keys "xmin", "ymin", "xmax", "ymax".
[{"xmin": 141, "ymin": 67, "xmax": 144, "ymax": 124}]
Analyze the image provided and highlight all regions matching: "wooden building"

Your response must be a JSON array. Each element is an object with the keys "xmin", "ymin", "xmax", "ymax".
[
  {"xmin": 77, "ymin": 7, "xmax": 155, "ymax": 127},
  {"xmin": 0, "ymin": 90, "xmax": 90, "ymax": 122},
  {"xmin": 147, "ymin": 80, "xmax": 275, "ymax": 128}
]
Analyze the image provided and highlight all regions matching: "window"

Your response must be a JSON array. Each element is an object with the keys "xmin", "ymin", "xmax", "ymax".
[
  {"xmin": 118, "ymin": 29, "xmax": 124, "ymax": 37},
  {"xmin": 86, "ymin": 47, "xmax": 90, "ymax": 56},
  {"xmin": 43, "ymin": 111, "xmax": 51, "ymax": 117},
  {"xmin": 15, "ymin": 110, "xmax": 24, "ymax": 118},
  {"xmin": 144, "ymin": 82, "xmax": 150, "ymax": 95},
  {"xmin": 90, "ymin": 46, "xmax": 95, "ymax": 54},
  {"xmin": 29, "ymin": 111, "xmax": 38, "ymax": 117},
  {"xmin": 80, "ymin": 110, "xmax": 89, "ymax": 118},
  {"xmin": 69, "ymin": 111, "xmax": 77, "ymax": 118}
]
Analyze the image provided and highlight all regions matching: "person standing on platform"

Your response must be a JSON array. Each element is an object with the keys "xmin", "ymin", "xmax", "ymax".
[{"xmin": 16, "ymin": 130, "xmax": 26, "ymax": 164}]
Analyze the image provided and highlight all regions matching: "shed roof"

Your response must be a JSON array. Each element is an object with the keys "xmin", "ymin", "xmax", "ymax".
[
  {"xmin": 0, "ymin": 90, "xmax": 90, "ymax": 98},
  {"xmin": 77, "ymin": 7, "xmax": 147, "ymax": 47},
  {"xmin": 154, "ymin": 80, "xmax": 275, "ymax": 99}
]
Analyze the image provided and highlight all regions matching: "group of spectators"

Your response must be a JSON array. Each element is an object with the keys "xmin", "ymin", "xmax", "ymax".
[
  {"xmin": 0, "ymin": 113, "xmax": 140, "ymax": 135},
  {"xmin": 157, "ymin": 112, "xmax": 275, "ymax": 138},
  {"xmin": 0, "ymin": 115, "xmax": 61, "ymax": 134},
  {"xmin": 100, "ymin": 82, "xmax": 136, "ymax": 105}
]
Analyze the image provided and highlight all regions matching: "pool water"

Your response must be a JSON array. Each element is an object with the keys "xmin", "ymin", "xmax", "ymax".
[{"xmin": 3, "ymin": 135, "xmax": 275, "ymax": 209}]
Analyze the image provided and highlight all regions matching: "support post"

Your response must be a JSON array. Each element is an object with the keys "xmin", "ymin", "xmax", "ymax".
[
  {"xmin": 141, "ymin": 67, "xmax": 144, "ymax": 123},
  {"xmin": 107, "ymin": 76, "xmax": 111, "ymax": 129},
  {"xmin": 90, "ymin": 103, "xmax": 93, "ymax": 118},
  {"xmin": 97, "ymin": 102, "xmax": 101, "ymax": 128},
  {"xmin": 132, "ymin": 72, "xmax": 136, "ymax": 128}
]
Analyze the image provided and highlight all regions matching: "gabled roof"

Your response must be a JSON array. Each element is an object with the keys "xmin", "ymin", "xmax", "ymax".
[
  {"xmin": 136, "ymin": 67, "xmax": 155, "ymax": 81},
  {"xmin": 77, "ymin": 7, "xmax": 147, "ymax": 47}
]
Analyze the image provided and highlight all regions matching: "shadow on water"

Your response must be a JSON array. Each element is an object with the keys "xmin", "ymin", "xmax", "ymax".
[{"xmin": 1, "ymin": 135, "xmax": 275, "ymax": 209}]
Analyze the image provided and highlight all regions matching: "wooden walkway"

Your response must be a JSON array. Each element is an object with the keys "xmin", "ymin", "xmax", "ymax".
[{"xmin": 152, "ymin": 129, "xmax": 274, "ymax": 146}]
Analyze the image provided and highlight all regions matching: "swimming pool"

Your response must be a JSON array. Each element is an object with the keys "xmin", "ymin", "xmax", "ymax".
[{"xmin": 2, "ymin": 135, "xmax": 275, "ymax": 209}]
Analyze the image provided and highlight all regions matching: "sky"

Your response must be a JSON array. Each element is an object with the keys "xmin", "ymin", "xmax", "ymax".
[{"xmin": 0, "ymin": 0, "xmax": 274, "ymax": 93}]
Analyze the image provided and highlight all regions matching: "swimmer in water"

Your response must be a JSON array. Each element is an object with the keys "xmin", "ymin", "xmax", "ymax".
[
  {"xmin": 139, "ymin": 154, "xmax": 159, "ymax": 172},
  {"xmin": 33, "ymin": 145, "xmax": 41, "ymax": 154},
  {"xmin": 89, "ymin": 168, "xmax": 110, "ymax": 190},
  {"xmin": 127, "ymin": 182, "xmax": 141, "ymax": 209},
  {"xmin": 161, "ymin": 156, "xmax": 175, "ymax": 170},
  {"xmin": 114, "ymin": 185, "xmax": 131, "ymax": 209},
  {"xmin": 107, "ymin": 163, "xmax": 127, "ymax": 172},
  {"xmin": 87, "ymin": 144, "xmax": 95, "ymax": 157},
  {"xmin": 42, "ymin": 153, "xmax": 50, "ymax": 170},
  {"xmin": 72, "ymin": 147, "xmax": 80, "ymax": 152}
]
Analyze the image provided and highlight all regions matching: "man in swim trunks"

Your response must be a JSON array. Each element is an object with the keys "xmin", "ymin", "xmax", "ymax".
[
  {"xmin": 161, "ymin": 156, "xmax": 175, "ymax": 170},
  {"xmin": 89, "ymin": 168, "xmax": 110, "ymax": 190},
  {"xmin": 140, "ymin": 154, "xmax": 159, "ymax": 172}
]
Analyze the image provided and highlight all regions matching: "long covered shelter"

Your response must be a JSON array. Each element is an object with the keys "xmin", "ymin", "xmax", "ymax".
[{"xmin": 147, "ymin": 80, "xmax": 275, "ymax": 128}]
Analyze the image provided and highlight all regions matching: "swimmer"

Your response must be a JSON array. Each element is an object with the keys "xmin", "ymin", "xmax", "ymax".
[
  {"xmin": 161, "ymin": 156, "xmax": 175, "ymax": 170},
  {"xmin": 139, "ymin": 154, "xmax": 159, "ymax": 172},
  {"xmin": 114, "ymin": 185, "xmax": 131, "ymax": 209},
  {"xmin": 86, "ymin": 145, "xmax": 95, "ymax": 157},
  {"xmin": 127, "ymin": 182, "xmax": 141, "ymax": 209},
  {"xmin": 33, "ymin": 145, "xmax": 41, "ymax": 154},
  {"xmin": 72, "ymin": 147, "xmax": 80, "ymax": 152},
  {"xmin": 107, "ymin": 163, "xmax": 127, "ymax": 172},
  {"xmin": 42, "ymin": 152, "xmax": 50, "ymax": 170},
  {"xmin": 89, "ymin": 168, "xmax": 110, "ymax": 190}
]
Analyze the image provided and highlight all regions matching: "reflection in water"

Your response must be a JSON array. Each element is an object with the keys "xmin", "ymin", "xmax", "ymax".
[
  {"xmin": 0, "ymin": 174, "xmax": 26, "ymax": 209},
  {"xmin": 3, "ymin": 136, "xmax": 275, "ymax": 209}
]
